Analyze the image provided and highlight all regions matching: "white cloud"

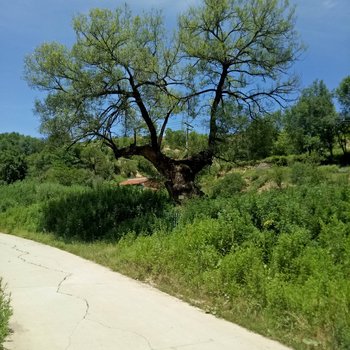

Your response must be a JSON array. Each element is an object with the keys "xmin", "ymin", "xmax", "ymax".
[{"xmin": 322, "ymin": 0, "xmax": 337, "ymax": 9}]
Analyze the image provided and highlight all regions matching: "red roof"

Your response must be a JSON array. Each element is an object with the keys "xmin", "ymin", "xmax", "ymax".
[{"xmin": 119, "ymin": 177, "xmax": 148, "ymax": 186}]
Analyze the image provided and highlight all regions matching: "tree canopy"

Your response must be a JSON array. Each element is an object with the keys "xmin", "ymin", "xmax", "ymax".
[
  {"xmin": 336, "ymin": 76, "xmax": 350, "ymax": 117},
  {"xmin": 284, "ymin": 80, "xmax": 337, "ymax": 156},
  {"xmin": 25, "ymin": 0, "xmax": 303, "ymax": 201},
  {"xmin": 0, "ymin": 133, "xmax": 42, "ymax": 184}
]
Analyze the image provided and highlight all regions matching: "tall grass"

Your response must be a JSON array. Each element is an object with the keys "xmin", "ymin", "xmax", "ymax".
[
  {"xmin": 0, "ymin": 181, "xmax": 170, "ymax": 241},
  {"xmin": 41, "ymin": 186, "xmax": 170, "ymax": 241},
  {"xmin": 0, "ymin": 279, "xmax": 11, "ymax": 349}
]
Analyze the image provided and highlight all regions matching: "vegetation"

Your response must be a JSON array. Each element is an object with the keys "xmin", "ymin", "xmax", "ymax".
[
  {"xmin": 1, "ymin": 163, "xmax": 350, "ymax": 349},
  {"xmin": 0, "ymin": 133, "xmax": 42, "ymax": 184},
  {"xmin": 0, "ymin": 279, "xmax": 12, "ymax": 349},
  {"xmin": 24, "ymin": 0, "xmax": 302, "ymax": 201},
  {"xmin": 284, "ymin": 80, "xmax": 338, "ymax": 157},
  {"xmin": 1, "ymin": 1, "xmax": 350, "ymax": 349},
  {"xmin": 1, "ymin": 75, "xmax": 350, "ymax": 350}
]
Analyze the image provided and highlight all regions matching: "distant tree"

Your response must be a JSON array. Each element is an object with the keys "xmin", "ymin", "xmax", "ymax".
[
  {"xmin": 0, "ymin": 153, "xmax": 27, "ymax": 184},
  {"xmin": 164, "ymin": 129, "xmax": 187, "ymax": 154},
  {"xmin": 335, "ymin": 76, "xmax": 350, "ymax": 117},
  {"xmin": 0, "ymin": 133, "xmax": 42, "ymax": 184},
  {"xmin": 335, "ymin": 76, "xmax": 350, "ymax": 155},
  {"xmin": 219, "ymin": 114, "xmax": 279, "ymax": 161},
  {"xmin": 245, "ymin": 117, "xmax": 278, "ymax": 160},
  {"xmin": 285, "ymin": 80, "xmax": 337, "ymax": 157},
  {"xmin": 80, "ymin": 142, "xmax": 115, "ymax": 179},
  {"xmin": 164, "ymin": 129, "xmax": 207, "ymax": 158},
  {"xmin": 0, "ymin": 133, "xmax": 43, "ymax": 156},
  {"xmin": 272, "ymin": 131, "xmax": 294, "ymax": 156},
  {"xmin": 25, "ymin": 1, "xmax": 302, "ymax": 201}
]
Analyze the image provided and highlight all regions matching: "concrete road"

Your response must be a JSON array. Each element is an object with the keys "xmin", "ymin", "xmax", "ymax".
[{"xmin": 0, "ymin": 232, "xmax": 291, "ymax": 350}]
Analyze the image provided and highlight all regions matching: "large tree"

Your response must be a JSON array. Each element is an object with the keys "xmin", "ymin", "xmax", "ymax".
[{"xmin": 25, "ymin": 0, "xmax": 302, "ymax": 201}]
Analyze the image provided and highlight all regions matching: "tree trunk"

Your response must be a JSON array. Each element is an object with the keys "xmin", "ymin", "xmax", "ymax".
[
  {"xmin": 154, "ymin": 150, "xmax": 214, "ymax": 203},
  {"xmin": 109, "ymin": 142, "xmax": 213, "ymax": 202},
  {"xmin": 163, "ymin": 163, "xmax": 203, "ymax": 202}
]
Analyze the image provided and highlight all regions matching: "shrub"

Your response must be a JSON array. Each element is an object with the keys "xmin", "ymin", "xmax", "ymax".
[
  {"xmin": 210, "ymin": 172, "xmax": 245, "ymax": 198},
  {"xmin": 289, "ymin": 162, "xmax": 325, "ymax": 185},
  {"xmin": 0, "ymin": 279, "xmax": 12, "ymax": 347},
  {"xmin": 264, "ymin": 155, "xmax": 289, "ymax": 166},
  {"xmin": 270, "ymin": 166, "xmax": 285, "ymax": 188},
  {"xmin": 40, "ymin": 186, "xmax": 170, "ymax": 241}
]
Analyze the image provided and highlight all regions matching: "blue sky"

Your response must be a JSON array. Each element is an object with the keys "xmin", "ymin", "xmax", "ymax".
[{"xmin": 0, "ymin": 0, "xmax": 349, "ymax": 137}]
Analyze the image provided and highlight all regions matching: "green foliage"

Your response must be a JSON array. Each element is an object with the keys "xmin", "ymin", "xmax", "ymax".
[
  {"xmin": 210, "ymin": 172, "xmax": 245, "ymax": 198},
  {"xmin": 0, "ymin": 133, "xmax": 42, "ymax": 184},
  {"xmin": 112, "ymin": 180, "xmax": 350, "ymax": 348},
  {"xmin": 1, "ymin": 164, "xmax": 350, "ymax": 349},
  {"xmin": 0, "ymin": 154, "xmax": 27, "ymax": 184},
  {"xmin": 0, "ymin": 181, "xmax": 86, "ymax": 213},
  {"xmin": 23, "ymin": 0, "xmax": 302, "ymax": 201},
  {"xmin": 28, "ymin": 141, "xmax": 117, "ymax": 184},
  {"xmin": 221, "ymin": 116, "xmax": 279, "ymax": 161},
  {"xmin": 0, "ymin": 279, "xmax": 12, "ymax": 348},
  {"xmin": 244, "ymin": 118, "xmax": 279, "ymax": 160},
  {"xmin": 0, "ymin": 133, "xmax": 43, "ymax": 156},
  {"xmin": 335, "ymin": 76, "xmax": 350, "ymax": 156},
  {"xmin": 163, "ymin": 129, "xmax": 208, "ymax": 158},
  {"xmin": 285, "ymin": 80, "xmax": 337, "ymax": 157},
  {"xmin": 43, "ymin": 166, "xmax": 94, "ymax": 186},
  {"xmin": 336, "ymin": 75, "xmax": 350, "ymax": 117},
  {"xmin": 41, "ymin": 186, "xmax": 169, "ymax": 241},
  {"xmin": 0, "ymin": 181, "xmax": 170, "ymax": 241},
  {"xmin": 270, "ymin": 166, "xmax": 285, "ymax": 188},
  {"xmin": 272, "ymin": 131, "xmax": 295, "ymax": 156}
]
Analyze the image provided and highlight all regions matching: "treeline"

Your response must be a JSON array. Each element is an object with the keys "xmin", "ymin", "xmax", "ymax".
[
  {"xmin": 166, "ymin": 78, "xmax": 350, "ymax": 164},
  {"xmin": 144, "ymin": 77, "xmax": 350, "ymax": 165},
  {"xmin": 0, "ymin": 133, "xmax": 159, "ymax": 186},
  {"xmin": 1, "ymin": 77, "xmax": 349, "ymax": 187}
]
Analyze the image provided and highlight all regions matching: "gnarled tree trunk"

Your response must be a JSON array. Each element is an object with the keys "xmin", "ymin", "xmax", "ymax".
[
  {"xmin": 155, "ymin": 151, "xmax": 214, "ymax": 203},
  {"xmin": 110, "ymin": 142, "xmax": 213, "ymax": 202},
  {"xmin": 163, "ymin": 163, "xmax": 203, "ymax": 202}
]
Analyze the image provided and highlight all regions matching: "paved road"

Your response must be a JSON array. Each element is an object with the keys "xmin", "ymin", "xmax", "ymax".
[{"xmin": 0, "ymin": 232, "xmax": 291, "ymax": 350}]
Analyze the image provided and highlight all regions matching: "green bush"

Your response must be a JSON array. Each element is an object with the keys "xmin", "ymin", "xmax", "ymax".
[
  {"xmin": 0, "ymin": 181, "xmax": 86, "ymax": 212},
  {"xmin": 210, "ymin": 172, "xmax": 246, "ymax": 198},
  {"xmin": 40, "ymin": 186, "xmax": 170, "ymax": 241},
  {"xmin": 270, "ymin": 166, "xmax": 285, "ymax": 188},
  {"xmin": 290, "ymin": 162, "xmax": 325, "ymax": 185},
  {"xmin": 0, "ymin": 279, "xmax": 11, "ymax": 347},
  {"xmin": 264, "ymin": 155, "xmax": 289, "ymax": 166}
]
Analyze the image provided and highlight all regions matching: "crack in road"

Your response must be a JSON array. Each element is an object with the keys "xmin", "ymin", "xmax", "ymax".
[
  {"xmin": 86, "ymin": 318, "xmax": 155, "ymax": 350},
  {"xmin": 56, "ymin": 274, "xmax": 90, "ymax": 350},
  {"xmin": 11, "ymin": 244, "xmax": 91, "ymax": 350},
  {"xmin": 9, "ymin": 243, "xmax": 212, "ymax": 350},
  {"xmin": 86, "ymin": 318, "xmax": 214, "ymax": 350},
  {"xmin": 12, "ymin": 245, "xmax": 68, "ymax": 274},
  {"xmin": 165, "ymin": 339, "xmax": 215, "ymax": 349}
]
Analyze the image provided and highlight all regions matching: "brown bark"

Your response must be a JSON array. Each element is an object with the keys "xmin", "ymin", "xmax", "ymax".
[
  {"xmin": 163, "ymin": 163, "xmax": 203, "ymax": 202},
  {"xmin": 151, "ymin": 150, "xmax": 213, "ymax": 202},
  {"xmin": 106, "ymin": 140, "xmax": 213, "ymax": 202}
]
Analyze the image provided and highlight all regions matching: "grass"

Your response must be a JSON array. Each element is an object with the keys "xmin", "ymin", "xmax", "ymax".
[
  {"xmin": 0, "ymin": 279, "xmax": 11, "ymax": 349},
  {"xmin": 1, "ymin": 165, "xmax": 350, "ymax": 349}
]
